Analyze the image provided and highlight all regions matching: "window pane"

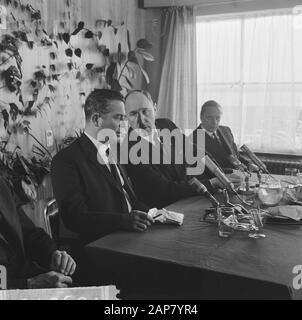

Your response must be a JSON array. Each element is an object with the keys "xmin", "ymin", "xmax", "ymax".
[
  {"xmin": 294, "ymin": 27, "xmax": 302, "ymax": 82},
  {"xmin": 196, "ymin": 18, "xmax": 241, "ymax": 84},
  {"xmin": 243, "ymin": 14, "xmax": 292, "ymax": 83},
  {"xmin": 196, "ymin": 11, "xmax": 302, "ymax": 154}
]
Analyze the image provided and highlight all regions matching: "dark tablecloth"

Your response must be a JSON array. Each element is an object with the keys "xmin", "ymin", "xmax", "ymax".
[{"xmin": 86, "ymin": 195, "xmax": 302, "ymax": 300}]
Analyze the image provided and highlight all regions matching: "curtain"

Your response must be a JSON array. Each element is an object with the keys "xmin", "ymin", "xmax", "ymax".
[
  {"xmin": 196, "ymin": 11, "xmax": 302, "ymax": 155},
  {"xmin": 157, "ymin": 6, "xmax": 197, "ymax": 132}
]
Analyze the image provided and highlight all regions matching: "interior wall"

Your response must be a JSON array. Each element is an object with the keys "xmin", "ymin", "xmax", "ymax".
[{"xmin": 0, "ymin": 0, "xmax": 146, "ymax": 156}]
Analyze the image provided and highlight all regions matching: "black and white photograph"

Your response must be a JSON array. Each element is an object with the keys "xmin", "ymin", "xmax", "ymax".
[{"xmin": 0, "ymin": 0, "xmax": 302, "ymax": 303}]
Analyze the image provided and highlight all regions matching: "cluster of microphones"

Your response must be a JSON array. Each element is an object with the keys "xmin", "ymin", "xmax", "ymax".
[{"xmin": 189, "ymin": 144, "xmax": 271, "ymax": 208}]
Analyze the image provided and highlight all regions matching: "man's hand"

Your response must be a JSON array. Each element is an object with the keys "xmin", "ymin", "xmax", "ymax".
[
  {"xmin": 227, "ymin": 172, "xmax": 244, "ymax": 188},
  {"xmin": 248, "ymin": 163, "xmax": 259, "ymax": 172},
  {"xmin": 50, "ymin": 250, "xmax": 76, "ymax": 276},
  {"xmin": 122, "ymin": 210, "xmax": 154, "ymax": 232},
  {"xmin": 210, "ymin": 172, "xmax": 244, "ymax": 189},
  {"xmin": 27, "ymin": 271, "xmax": 73, "ymax": 289}
]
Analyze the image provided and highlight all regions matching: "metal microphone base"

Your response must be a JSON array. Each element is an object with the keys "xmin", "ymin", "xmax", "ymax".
[{"xmin": 237, "ymin": 187, "xmax": 257, "ymax": 196}]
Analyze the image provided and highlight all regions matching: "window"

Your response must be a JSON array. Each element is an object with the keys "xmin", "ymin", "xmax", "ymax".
[{"xmin": 196, "ymin": 10, "xmax": 302, "ymax": 155}]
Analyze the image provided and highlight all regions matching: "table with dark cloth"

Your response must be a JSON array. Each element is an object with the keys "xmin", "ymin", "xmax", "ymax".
[{"xmin": 85, "ymin": 193, "xmax": 302, "ymax": 300}]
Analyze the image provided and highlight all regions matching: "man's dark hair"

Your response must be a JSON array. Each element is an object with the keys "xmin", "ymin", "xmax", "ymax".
[
  {"xmin": 84, "ymin": 89, "xmax": 125, "ymax": 120},
  {"xmin": 200, "ymin": 100, "xmax": 222, "ymax": 118}
]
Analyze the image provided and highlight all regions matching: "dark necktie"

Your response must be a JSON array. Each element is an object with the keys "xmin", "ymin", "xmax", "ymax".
[
  {"xmin": 212, "ymin": 132, "xmax": 221, "ymax": 145},
  {"xmin": 106, "ymin": 149, "xmax": 133, "ymax": 212}
]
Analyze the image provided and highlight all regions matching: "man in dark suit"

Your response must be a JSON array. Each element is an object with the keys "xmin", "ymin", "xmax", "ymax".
[
  {"xmin": 123, "ymin": 91, "xmax": 242, "ymax": 208},
  {"xmin": 190, "ymin": 100, "xmax": 258, "ymax": 172},
  {"xmin": 51, "ymin": 89, "xmax": 154, "ymax": 245},
  {"xmin": 0, "ymin": 177, "xmax": 76, "ymax": 290}
]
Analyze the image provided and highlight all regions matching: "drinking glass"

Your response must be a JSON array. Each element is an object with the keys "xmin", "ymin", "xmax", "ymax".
[
  {"xmin": 218, "ymin": 207, "xmax": 235, "ymax": 238},
  {"xmin": 248, "ymin": 209, "xmax": 266, "ymax": 239},
  {"xmin": 258, "ymin": 178, "xmax": 283, "ymax": 207},
  {"xmin": 285, "ymin": 168, "xmax": 300, "ymax": 176}
]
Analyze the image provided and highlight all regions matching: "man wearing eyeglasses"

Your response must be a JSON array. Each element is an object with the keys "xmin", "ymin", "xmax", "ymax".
[{"xmin": 123, "ymin": 90, "xmax": 243, "ymax": 208}]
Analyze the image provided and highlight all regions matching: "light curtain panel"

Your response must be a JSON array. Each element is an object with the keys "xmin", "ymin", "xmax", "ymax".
[
  {"xmin": 144, "ymin": 0, "xmax": 302, "ymax": 11},
  {"xmin": 196, "ymin": 10, "xmax": 302, "ymax": 154}
]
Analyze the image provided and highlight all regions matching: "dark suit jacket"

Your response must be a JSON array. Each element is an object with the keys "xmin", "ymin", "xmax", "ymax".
[
  {"xmin": 124, "ymin": 119, "xmax": 213, "ymax": 209},
  {"xmin": 51, "ymin": 134, "xmax": 148, "ymax": 245},
  {"xmin": 190, "ymin": 124, "xmax": 250, "ymax": 169},
  {"xmin": 0, "ymin": 178, "xmax": 57, "ymax": 289}
]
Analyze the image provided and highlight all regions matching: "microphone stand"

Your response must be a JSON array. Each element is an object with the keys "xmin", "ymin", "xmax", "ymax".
[
  {"xmin": 224, "ymin": 185, "xmax": 254, "ymax": 207},
  {"xmin": 222, "ymin": 189, "xmax": 252, "ymax": 216}
]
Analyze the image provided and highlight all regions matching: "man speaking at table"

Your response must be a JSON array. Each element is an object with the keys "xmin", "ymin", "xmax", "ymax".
[{"xmin": 51, "ymin": 89, "xmax": 154, "ymax": 246}]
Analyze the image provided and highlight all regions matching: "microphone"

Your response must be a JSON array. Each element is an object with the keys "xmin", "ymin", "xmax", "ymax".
[
  {"xmin": 205, "ymin": 155, "xmax": 236, "ymax": 192},
  {"xmin": 228, "ymin": 155, "xmax": 248, "ymax": 172},
  {"xmin": 188, "ymin": 177, "xmax": 219, "ymax": 207},
  {"xmin": 240, "ymin": 145, "xmax": 269, "ymax": 174}
]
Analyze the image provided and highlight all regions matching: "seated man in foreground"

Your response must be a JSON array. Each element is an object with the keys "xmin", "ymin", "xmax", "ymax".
[
  {"xmin": 0, "ymin": 177, "xmax": 76, "ymax": 290},
  {"xmin": 123, "ymin": 91, "xmax": 243, "ymax": 208},
  {"xmin": 51, "ymin": 89, "xmax": 154, "ymax": 245}
]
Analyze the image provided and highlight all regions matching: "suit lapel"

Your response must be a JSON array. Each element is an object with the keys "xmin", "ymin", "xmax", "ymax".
[
  {"xmin": 217, "ymin": 127, "xmax": 234, "ymax": 155},
  {"xmin": 77, "ymin": 135, "xmax": 125, "ymax": 195},
  {"xmin": 117, "ymin": 164, "xmax": 138, "ymax": 202},
  {"xmin": 0, "ymin": 179, "xmax": 25, "ymax": 256},
  {"xmin": 157, "ymin": 131, "xmax": 184, "ymax": 181},
  {"xmin": 0, "ymin": 233, "xmax": 8, "ymax": 245}
]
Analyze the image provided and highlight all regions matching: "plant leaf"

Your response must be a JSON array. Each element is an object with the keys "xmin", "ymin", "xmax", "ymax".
[
  {"xmin": 136, "ymin": 39, "xmax": 152, "ymax": 50},
  {"xmin": 111, "ymin": 79, "xmax": 122, "ymax": 92},
  {"xmin": 124, "ymin": 76, "xmax": 133, "ymax": 89},
  {"xmin": 139, "ymin": 65, "xmax": 150, "ymax": 84},
  {"xmin": 78, "ymin": 21, "xmax": 85, "ymax": 30},
  {"xmin": 136, "ymin": 49, "xmax": 155, "ymax": 62},
  {"xmin": 72, "ymin": 28, "xmax": 81, "ymax": 36},
  {"xmin": 28, "ymin": 41, "xmax": 34, "ymax": 49},
  {"xmin": 48, "ymin": 84, "xmax": 56, "ymax": 92},
  {"xmin": 86, "ymin": 64, "xmax": 94, "ymax": 70},
  {"xmin": 75, "ymin": 48, "xmax": 82, "ymax": 58},
  {"xmin": 128, "ymin": 51, "xmax": 138, "ymax": 64},
  {"xmin": 65, "ymin": 48, "xmax": 73, "ymax": 57},
  {"xmin": 62, "ymin": 33, "xmax": 70, "ymax": 44},
  {"xmin": 127, "ymin": 30, "xmax": 132, "ymax": 51},
  {"xmin": 19, "ymin": 95, "xmax": 24, "ymax": 106},
  {"xmin": 50, "ymin": 52, "xmax": 56, "ymax": 60},
  {"xmin": 1, "ymin": 110, "xmax": 9, "ymax": 129},
  {"xmin": 85, "ymin": 30, "xmax": 94, "ymax": 39},
  {"xmin": 27, "ymin": 100, "xmax": 35, "ymax": 110},
  {"xmin": 117, "ymin": 43, "xmax": 122, "ymax": 65},
  {"xmin": 9, "ymin": 103, "xmax": 20, "ymax": 121},
  {"xmin": 106, "ymin": 62, "xmax": 117, "ymax": 85},
  {"xmin": 76, "ymin": 71, "xmax": 81, "ymax": 79}
]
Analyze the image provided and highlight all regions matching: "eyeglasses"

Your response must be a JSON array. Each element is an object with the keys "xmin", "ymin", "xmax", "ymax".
[{"xmin": 128, "ymin": 108, "xmax": 154, "ymax": 120}]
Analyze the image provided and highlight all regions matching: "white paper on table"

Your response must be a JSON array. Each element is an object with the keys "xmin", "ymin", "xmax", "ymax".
[
  {"xmin": 148, "ymin": 208, "xmax": 184, "ymax": 226},
  {"xmin": 268, "ymin": 205, "xmax": 302, "ymax": 221}
]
